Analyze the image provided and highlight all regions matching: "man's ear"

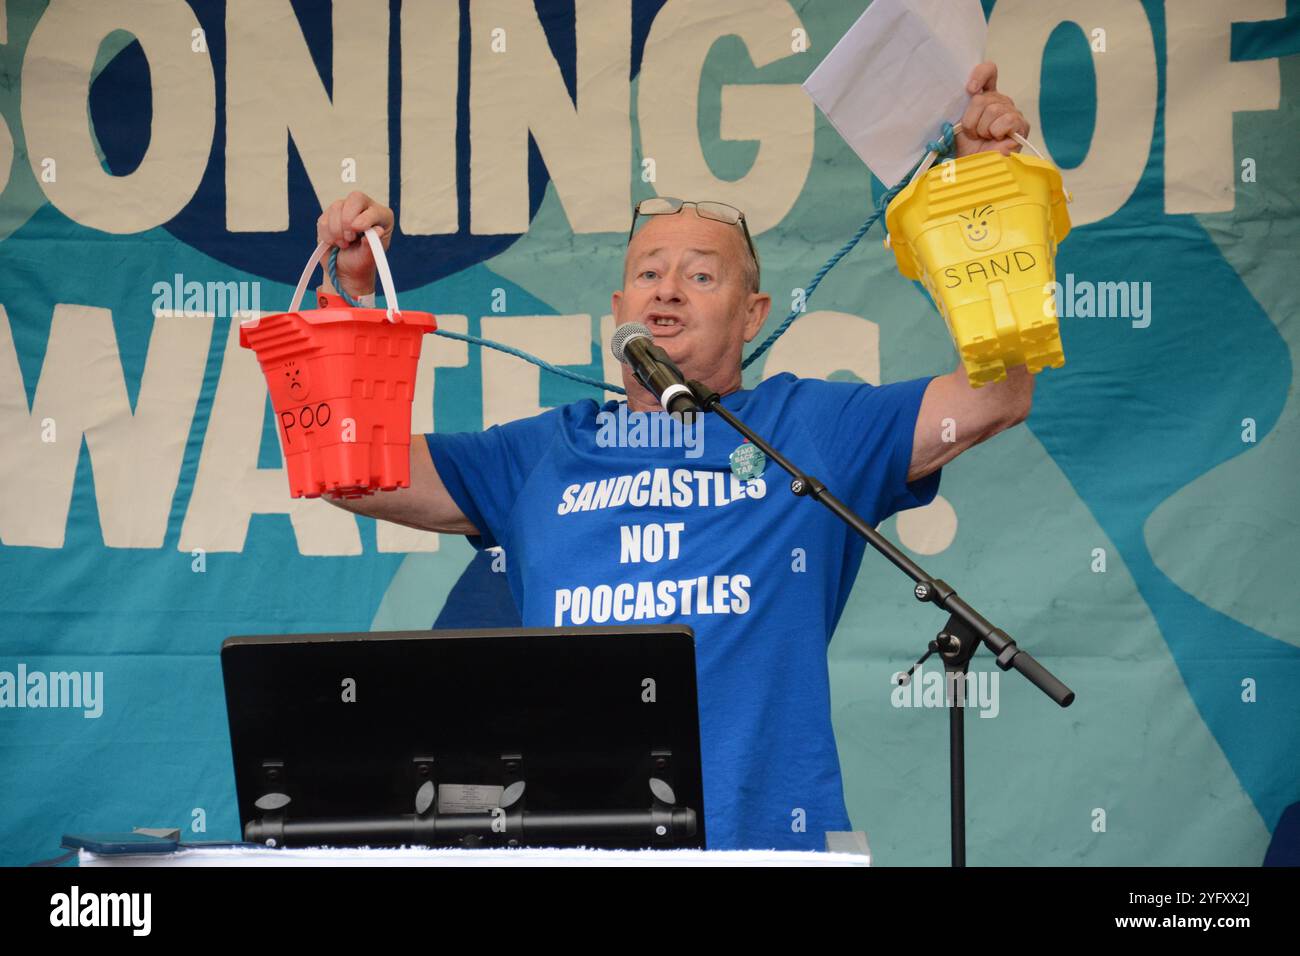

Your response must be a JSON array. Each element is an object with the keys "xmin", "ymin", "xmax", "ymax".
[
  {"xmin": 611, "ymin": 289, "xmax": 622, "ymax": 318},
  {"xmin": 742, "ymin": 292, "xmax": 772, "ymax": 342}
]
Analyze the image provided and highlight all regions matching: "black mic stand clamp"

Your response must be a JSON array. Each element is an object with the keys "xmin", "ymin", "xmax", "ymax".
[{"xmin": 685, "ymin": 380, "xmax": 1074, "ymax": 867}]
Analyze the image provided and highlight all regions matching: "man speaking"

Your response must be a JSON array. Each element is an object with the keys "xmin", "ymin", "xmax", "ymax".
[{"xmin": 320, "ymin": 63, "xmax": 1034, "ymax": 851}]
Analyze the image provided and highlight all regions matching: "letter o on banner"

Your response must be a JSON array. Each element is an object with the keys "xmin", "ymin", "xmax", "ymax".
[
  {"xmin": 986, "ymin": 0, "xmax": 1157, "ymax": 226},
  {"xmin": 22, "ymin": 0, "xmax": 216, "ymax": 232}
]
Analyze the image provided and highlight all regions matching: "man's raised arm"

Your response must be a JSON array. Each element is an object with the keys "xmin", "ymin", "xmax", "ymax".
[
  {"xmin": 906, "ymin": 60, "xmax": 1037, "ymax": 483},
  {"xmin": 311, "ymin": 191, "xmax": 478, "ymax": 536},
  {"xmin": 908, "ymin": 365, "xmax": 1034, "ymax": 482}
]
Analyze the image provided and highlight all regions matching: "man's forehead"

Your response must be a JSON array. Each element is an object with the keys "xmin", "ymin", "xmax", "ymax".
[
  {"xmin": 633, "ymin": 245, "xmax": 722, "ymax": 260},
  {"xmin": 627, "ymin": 211, "xmax": 747, "ymax": 260}
]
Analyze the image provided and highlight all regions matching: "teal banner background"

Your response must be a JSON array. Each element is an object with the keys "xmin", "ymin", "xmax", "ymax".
[{"xmin": 1, "ymin": 0, "xmax": 1297, "ymax": 865}]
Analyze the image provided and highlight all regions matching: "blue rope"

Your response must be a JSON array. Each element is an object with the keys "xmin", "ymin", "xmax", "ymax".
[
  {"xmin": 742, "ymin": 122, "xmax": 956, "ymax": 368},
  {"xmin": 327, "ymin": 246, "xmax": 624, "ymax": 393},
  {"xmin": 422, "ymin": 327, "xmax": 626, "ymax": 393},
  {"xmin": 323, "ymin": 122, "xmax": 957, "ymax": 396}
]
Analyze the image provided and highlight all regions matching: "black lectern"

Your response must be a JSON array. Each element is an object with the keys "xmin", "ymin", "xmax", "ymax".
[{"xmin": 221, "ymin": 625, "xmax": 705, "ymax": 849}]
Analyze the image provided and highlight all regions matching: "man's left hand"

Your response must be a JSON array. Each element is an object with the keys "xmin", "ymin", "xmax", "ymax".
[{"xmin": 954, "ymin": 61, "xmax": 1031, "ymax": 158}]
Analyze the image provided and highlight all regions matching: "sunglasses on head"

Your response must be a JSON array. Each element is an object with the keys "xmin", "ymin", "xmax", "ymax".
[{"xmin": 628, "ymin": 197, "xmax": 760, "ymax": 287}]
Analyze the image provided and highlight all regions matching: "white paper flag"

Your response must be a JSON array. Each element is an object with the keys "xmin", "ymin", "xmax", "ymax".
[{"xmin": 802, "ymin": 0, "xmax": 987, "ymax": 187}]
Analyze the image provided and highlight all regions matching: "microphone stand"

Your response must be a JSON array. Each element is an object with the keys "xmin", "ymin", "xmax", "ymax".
[{"xmin": 684, "ymin": 379, "xmax": 1075, "ymax": 867}]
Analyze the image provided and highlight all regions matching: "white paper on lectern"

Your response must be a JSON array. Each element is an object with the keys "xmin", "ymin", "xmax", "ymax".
[{"xmin": 802, "ymin": 0, "xmax": 988, "ymax": 187}]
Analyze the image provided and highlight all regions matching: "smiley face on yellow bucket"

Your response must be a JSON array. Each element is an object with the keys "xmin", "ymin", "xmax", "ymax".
[{"xmin": 958, "ymin": 205, "xmax": 1000, "ymax": 251}]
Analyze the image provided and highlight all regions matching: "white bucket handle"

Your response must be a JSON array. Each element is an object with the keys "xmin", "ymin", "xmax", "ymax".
[
  {"xmin": 284, "ymin": 226, "xmax": 401, "ymax": 321},
  {"xmin": 908, "ymin": 123, "xmax": 1050, "ymax": 186}
]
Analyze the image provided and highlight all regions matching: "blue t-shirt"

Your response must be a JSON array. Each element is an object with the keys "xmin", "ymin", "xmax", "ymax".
[{"xmin": 424, "ymin": 371, "xmax": 941, "ymax": 850}]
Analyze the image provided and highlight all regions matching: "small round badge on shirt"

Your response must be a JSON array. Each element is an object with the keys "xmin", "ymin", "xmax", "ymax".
[{"xmin": 729, "ymin": 441, "xmax": 766, "ymax": 480}]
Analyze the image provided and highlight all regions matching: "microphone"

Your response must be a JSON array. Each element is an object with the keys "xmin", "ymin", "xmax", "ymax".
[{"xmin": 610, "ymin": 322, "xmax": 699, "ymax": 415}]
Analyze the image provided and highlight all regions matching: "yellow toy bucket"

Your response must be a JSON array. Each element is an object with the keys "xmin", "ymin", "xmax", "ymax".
[{"xmin": 884, "ymin": 151, "xmax": 1072, "ymax": 387}]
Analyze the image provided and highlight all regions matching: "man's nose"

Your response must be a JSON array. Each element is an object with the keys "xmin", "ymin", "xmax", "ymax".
[{"xmin": 653, "ymin": 271, "xmax": 686, "ymax": 302}]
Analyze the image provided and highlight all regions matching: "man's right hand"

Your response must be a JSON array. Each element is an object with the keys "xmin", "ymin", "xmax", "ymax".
[{"xmin": 316, "ymin": 191, "xmax": 395, "ymax": 299}]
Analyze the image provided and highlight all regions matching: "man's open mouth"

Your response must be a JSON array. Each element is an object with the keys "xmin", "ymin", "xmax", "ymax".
[{"xmin": 646, "ymin": 314, "xmax": 684, "ymax": 335}]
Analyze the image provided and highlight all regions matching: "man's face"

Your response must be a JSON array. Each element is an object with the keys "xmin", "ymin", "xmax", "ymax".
[{"xmin": 612, "ymin": 209, "xmax": 770, "ymax": 402}]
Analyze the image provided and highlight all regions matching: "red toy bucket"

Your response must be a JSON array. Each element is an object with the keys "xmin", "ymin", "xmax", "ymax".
[{"xmin": 239, "ymin": 229, "xmax": 437, "ymax": 499}]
